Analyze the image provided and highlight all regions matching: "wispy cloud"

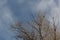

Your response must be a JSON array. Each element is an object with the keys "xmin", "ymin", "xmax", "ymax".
[
  {"xmin": 33, "ymin": 0, "xmax": 60, "ymax": 25},
  {"xmin": 0, "ymin": 0, "xmax": 60, "ymax": 40},
  {"xmin": 0, "ymin": 0, "xmax": 14, "ymax": 40},
  {"xmin": 0, "ymin": 0, "xmax": 13, "ymax": 28}
]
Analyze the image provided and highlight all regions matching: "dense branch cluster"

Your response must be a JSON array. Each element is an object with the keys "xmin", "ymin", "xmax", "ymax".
[{"xmin": 11, "ymin": 14, "xmax": 60, "ymax": 40}]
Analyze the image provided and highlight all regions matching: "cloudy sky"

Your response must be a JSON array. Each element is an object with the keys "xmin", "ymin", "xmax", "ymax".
[{"xmin": 0, "ymin": 0, "xmax": 60, "ymax": 40}]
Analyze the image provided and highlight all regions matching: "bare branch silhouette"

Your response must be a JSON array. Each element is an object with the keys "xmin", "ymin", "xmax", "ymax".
[{"xmin": 11, "ymin": 13, "xmax": 59, "ymax": 40}]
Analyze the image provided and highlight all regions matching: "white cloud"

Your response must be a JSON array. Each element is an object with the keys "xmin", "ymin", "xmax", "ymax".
[
  {"xmin": 36, "ymin": 0, "xmax": 56, "ymax": 12},
  {"xmin": 33, "ymin": 0, "xmax": 60, "ymax": 25}
]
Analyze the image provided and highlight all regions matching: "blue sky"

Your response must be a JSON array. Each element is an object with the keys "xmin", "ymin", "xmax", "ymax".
[{"xmin": 0, "ymin": 0, "xmax": 60, "ymax": 40}]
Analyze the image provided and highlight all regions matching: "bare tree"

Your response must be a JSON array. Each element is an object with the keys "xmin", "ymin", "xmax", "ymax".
[{"xmin": 11, "ymin": 13, "xmax": 60, "ymax": 40}]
